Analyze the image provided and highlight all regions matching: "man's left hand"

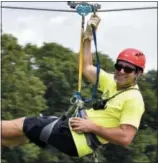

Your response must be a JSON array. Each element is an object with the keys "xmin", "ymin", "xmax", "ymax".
[{"xmin": 70, "ymin": 117, "xmax": 95, "ymax": 134}]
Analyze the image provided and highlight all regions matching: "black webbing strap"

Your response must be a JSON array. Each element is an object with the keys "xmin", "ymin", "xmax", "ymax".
[
  {"xmin": 93, "ymin": 87, "xmax": 140, "ymax": 110},
  {"xmin": 104, "ymin": 87, "xmax": 139, "ymax": 101},
  {"xmin": 39, "ymin": 117, "xmax": 59, "ymax": 144},
  {"xmin": 78, "ymin": 108, "xmax": 102, "ymax": 150}
]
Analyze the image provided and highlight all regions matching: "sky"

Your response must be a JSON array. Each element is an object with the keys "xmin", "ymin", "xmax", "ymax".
[{"xmin": 1, "ymin": 1, "xmax": 157, "ymax": 72}]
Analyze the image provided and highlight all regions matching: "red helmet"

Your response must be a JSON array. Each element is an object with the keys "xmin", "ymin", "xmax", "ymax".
[{"xmin": 117, "ymin": 48, "xmax": 146, "ymax": 71}]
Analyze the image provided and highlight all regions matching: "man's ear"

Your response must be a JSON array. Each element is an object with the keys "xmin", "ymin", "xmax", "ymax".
[{"xmin": 136, "ymin": 70, "xmax": 143, "ymax": 78}]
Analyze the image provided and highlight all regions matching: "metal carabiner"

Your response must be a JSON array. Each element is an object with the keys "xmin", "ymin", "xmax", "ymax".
[
  {"xmin": 70, "ymin": 96, "xmax": 78, "ymax": 104},
  {"xmin": 76, "ymin": 99, "xmax": 84, "ymax": 108},
  {"xmin": 70, "ymin": 94, "xmax": 82, "ymax": 104}
]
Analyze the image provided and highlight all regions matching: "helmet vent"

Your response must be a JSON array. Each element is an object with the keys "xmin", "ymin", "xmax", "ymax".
[{"xmin": 135, "ymin": 53, "xmax": 143, "ymax": 57}]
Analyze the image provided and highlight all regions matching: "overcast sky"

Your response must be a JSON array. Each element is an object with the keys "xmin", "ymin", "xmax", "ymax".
[{"xmin": 1, "ymin": 1, "xmax": 157, "ymax": 72}]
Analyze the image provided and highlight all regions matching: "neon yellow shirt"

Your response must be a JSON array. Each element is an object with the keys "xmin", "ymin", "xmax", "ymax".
[{"xmin": 69, "ymin": 69, "xmax": 145, "ymax": 157}]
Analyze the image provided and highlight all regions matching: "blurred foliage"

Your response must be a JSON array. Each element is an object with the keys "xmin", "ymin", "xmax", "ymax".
[{"xmin": 1, "ymin": 34, "xmax": 157, "ymax": 163}]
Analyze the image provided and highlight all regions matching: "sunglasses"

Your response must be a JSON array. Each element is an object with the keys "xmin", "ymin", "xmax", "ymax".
[{"xmin": 114, "ymin": 63, "xmax": 136, "ymax": 73}]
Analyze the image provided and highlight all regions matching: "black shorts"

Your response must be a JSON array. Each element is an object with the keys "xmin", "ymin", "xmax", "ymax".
[{"xmin": 23, "ymin": 116, "xmax": 78, "ymax": 157}]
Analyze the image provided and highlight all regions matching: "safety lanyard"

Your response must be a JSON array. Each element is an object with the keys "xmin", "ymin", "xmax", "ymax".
[
  {"xmin": 84, "ymin": 26, "xmax": 100, "ymax": 103},
  {"xmin": 78, "ymin": 15, "xmax": 85, "ymax": 93},
  {"xmin": 77, "ymin": 23, "xmax": 100, "ymax": 103},
  {"xmin": 69, "ymin": 2, "xmax": 101, "ymax": 104}
]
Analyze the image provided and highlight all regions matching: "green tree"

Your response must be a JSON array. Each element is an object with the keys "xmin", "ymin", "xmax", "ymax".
[
  {"xmin": 1, "ymin": 34, "xmax": 47, "ymax": 163},
  {"xmin": 2, "ymin": 34, "xmax": 47, "ymax": 119}
]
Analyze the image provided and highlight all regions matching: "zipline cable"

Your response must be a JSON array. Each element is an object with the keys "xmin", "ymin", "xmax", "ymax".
[
  {"xmin": 98, "ymin": 6, "xmax": 157, "ymax": 12},
  {"xmin": 2, "ymin": 6, "xmax": 157, "ymax": 13},
  {"xmin": 2, "ymin": 6, "xmax": 75, "ymax": 12}
]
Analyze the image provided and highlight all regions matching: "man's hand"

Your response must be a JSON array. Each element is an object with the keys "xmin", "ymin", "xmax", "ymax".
[
  {"xmin": 84, "ymin": 14, "xmax": 101, "ymax": 40},
  {"xmin": 70, "ymin": 117, "xmax": 96, "ymax": 134}
]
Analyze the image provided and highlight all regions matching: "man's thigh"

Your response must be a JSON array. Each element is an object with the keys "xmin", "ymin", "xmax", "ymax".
[
  {"xmin": 23, "ymin": 116, "xmax": 58, "ymax": 148},
  {"xmin": 23, "ymin": 116, "xmax": 78, "ymax": 156}
]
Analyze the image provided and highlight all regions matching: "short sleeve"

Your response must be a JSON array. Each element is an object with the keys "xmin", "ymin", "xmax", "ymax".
[
  {"xmin": 98, "ymin": 69, "xmax": 114, "ymax": 92},
  {"xmin": 120, "ymin": 98, "xmax": 145, "ymax": 129}
]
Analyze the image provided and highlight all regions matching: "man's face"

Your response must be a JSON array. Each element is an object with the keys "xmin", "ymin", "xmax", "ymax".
[{"xmin": 114, "ymin": 60, "xmax": 138, "ymax": 89}]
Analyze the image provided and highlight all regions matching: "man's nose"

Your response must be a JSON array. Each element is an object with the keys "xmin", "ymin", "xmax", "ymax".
[{"xmin": 120, "ymin": 68, "xmax": 125, "ymax": 73}]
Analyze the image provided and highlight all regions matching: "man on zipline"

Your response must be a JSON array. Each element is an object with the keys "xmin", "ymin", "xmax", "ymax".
[{"xmin": 2, "ymin": 14, "xmax": 146, "ymax": 158}]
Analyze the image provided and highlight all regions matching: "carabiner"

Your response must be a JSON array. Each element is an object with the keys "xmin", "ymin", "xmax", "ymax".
[{"xmin": 70, "ymin": 96, "xmax": 79, "ymax": 104}]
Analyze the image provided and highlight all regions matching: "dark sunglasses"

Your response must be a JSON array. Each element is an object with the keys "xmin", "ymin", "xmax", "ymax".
[{"xmin": 114, "ymin": 63, "xmax": 136, "ymax": 73}]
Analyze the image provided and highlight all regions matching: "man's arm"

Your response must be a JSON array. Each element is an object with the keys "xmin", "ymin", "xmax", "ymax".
[
  {"xmin": 70, "ymin": 117, "xmax": 137, "ymax": 146},
  {"xmin": 83, "ymin": 39, "xmax": 97, "ymax": 84},
  {"xmin": 83, "ymin": 15, "xmax": 101, "ymax": 84},
  {"xmin": 91, "ymin": 123, "xmax": 137, "ymax": 146}
]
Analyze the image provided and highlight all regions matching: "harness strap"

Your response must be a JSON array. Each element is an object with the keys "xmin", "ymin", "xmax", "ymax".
[
  {"xmin": 93, "ymin": 88, "xmax": 140, "ymax": 110},
  {"xmin": 78, "ymin": 109, "xmax": 102, "ymax": 150},
  {"xmin": 105, "ymin": 87, "xmax": 139, "ymax": 101},
  {"xmin": 39, "ymin": 117, "xmax": 59, "ymax": 143}
]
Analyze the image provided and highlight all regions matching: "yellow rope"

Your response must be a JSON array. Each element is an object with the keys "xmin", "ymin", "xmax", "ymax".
[{"xmin": 78, "ymin": 28, "xmax": 84, "ymax": 92}]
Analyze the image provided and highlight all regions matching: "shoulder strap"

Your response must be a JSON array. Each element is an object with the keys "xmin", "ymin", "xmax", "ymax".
[{"xmin": 105, "ymin": 87, "xmax": 139, "ymax": 102}]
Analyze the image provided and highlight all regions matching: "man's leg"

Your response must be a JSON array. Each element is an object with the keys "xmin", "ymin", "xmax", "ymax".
[
  {"xmin": 2, "ymin": 136, "xmax": 29, "ymax": 147},
  {"xmin": 1, "ymin": 116, "xmax": 78, "ymax": 157},
  {"xmin": 1, "ymin": 117, "xmax": 29, "ymax": 147}
]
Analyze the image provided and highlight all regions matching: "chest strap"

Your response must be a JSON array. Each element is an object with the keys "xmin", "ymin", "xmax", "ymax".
[{"xmin": 93, "ymin": 87, "xmax": 139, "ymax": 110}]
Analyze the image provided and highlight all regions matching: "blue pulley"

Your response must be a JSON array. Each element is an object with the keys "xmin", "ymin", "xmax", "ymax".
[{"xmin": 76, "ymin": 4, "xmax": 92, "ymax": 16}]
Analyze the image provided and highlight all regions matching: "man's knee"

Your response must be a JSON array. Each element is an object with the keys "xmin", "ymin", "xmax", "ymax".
[{"xmin": 12, "ymin": 117, "xmax": 26, "ymax": 131}]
